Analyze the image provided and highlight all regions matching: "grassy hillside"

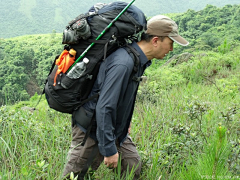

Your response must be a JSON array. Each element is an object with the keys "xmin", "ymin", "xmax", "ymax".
[
  {"xmin": 1, "ymin": 0, "xmax": 240, "ymax": 38},
  {"xmin": 1, "ymin": 45, "xmax": 240, "ymax": 179}
]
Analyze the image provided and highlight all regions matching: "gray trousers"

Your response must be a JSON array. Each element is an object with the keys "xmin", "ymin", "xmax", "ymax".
[{"xmin": 62, "ymin": 125, "xmax": 142, "ymax": 180}]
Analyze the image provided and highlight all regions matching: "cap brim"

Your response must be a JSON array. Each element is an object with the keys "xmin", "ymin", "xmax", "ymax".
[{"xmin": 169, "ymin": 35, "xmax": 189, "ymax": 46}]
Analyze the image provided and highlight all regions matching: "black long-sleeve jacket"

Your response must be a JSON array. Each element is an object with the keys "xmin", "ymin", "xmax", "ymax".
[{"xmin": 83, "ymin": 41, "xmax": 151, "ymax": 156}]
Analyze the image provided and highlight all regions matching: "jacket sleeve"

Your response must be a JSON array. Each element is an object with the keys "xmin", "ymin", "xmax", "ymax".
[{"xmin": 95, "ymin": 62, "xmax": 132, "ymax": 157}]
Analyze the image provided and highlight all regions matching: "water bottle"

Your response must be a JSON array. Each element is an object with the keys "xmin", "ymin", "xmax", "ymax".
[{"xmin": 66, "ymin": 57, "xmax": 89, "ymax": 79}]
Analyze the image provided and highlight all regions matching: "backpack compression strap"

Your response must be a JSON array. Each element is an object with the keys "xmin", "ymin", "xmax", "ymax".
[{"xmin": 88, "ymin": 38, "xmax": 117, "ymax": 60}]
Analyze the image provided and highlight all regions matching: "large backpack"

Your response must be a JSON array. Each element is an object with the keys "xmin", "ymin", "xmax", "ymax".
[{"xmin": 44, "ymin": 1, "xmax": 147, "ymax": 114}]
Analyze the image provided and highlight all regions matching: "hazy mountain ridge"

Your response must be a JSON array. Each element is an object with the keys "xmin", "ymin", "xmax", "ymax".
[{"xmin": 1, "ymin": 0, "xmax": 240, "ymax": 38}]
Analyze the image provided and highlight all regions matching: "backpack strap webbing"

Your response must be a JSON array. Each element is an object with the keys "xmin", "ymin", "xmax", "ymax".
[
  {"xmin": 88, "ymin": 37, "xmax": 117, "ymax": 60},
  {"xmin": 80, "ymin": 110, "xmax": 96, "ymax": 146},
  {"xmin": 73, "ymin": 93, "xmax": 100, "ymax": 111}
]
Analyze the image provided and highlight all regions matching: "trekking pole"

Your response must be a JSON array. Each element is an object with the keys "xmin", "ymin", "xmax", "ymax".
[{"xmin": 67, "ymin": 0, "xmax": 136, "ymax": 72}]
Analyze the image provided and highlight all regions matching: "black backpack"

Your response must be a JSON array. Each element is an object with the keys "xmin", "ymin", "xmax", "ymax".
[{"xmin": 44, "ymin": 1, "xmax": 147, "ymax": 114}]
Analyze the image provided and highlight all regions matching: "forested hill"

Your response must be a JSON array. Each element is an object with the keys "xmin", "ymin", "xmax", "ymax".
[
  {"xmin": 1, "ymin": 0, "xmax": 240, "ymax": 38},
  {"xmin": 0, "ymin": 4, "xmax": 240, "ymax": 105}
]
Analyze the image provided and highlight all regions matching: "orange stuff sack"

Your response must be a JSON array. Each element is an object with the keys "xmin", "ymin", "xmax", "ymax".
[{"xmin": 53, "ymin": 49, "xmax": 76, "ymax": 86}]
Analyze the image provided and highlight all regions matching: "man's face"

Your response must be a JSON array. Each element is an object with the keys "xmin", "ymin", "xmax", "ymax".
[{"xmin": 154, "ymin": 37, "xmax": 173, "ymax": 59}]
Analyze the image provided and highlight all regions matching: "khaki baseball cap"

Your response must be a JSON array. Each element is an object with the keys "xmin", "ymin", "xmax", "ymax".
[{"xmin": 146, "ymin": 15, "xmax": 189, "ymax": 46}]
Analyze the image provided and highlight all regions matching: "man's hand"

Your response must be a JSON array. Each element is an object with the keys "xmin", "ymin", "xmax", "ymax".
[
  {"xmin": 128, "ymin": 123, "xmax": 131, "ymax": 134},
  {"xmin": 104, "ymin": 152, "xmax": 119, "ymax": 169}
]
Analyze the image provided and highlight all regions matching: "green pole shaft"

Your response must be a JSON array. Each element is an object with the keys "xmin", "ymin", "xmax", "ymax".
[{"xmin": 67, "ymin": 0, "xmax": 135, "ymax": 72}]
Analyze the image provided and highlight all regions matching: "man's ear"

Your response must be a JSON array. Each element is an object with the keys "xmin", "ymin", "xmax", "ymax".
[{"xmin": 151, "ymin": 36, "xmax": 159, "ymax": 47}]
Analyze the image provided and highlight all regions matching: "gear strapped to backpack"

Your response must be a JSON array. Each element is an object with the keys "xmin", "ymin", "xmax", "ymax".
[{"xmin": 44, "ymin": 1, "xmax": 147, "ymax": 114}]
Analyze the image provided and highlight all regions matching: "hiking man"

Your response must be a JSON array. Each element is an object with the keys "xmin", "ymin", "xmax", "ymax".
[{"xmin": 63, "ymin": 15, "xmax": 189, "ymax": 179}]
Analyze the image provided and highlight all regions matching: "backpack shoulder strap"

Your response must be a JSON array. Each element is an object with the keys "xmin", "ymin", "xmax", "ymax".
[
  {"xmin": 123, "ymin": 44, "xmax": 142, "ymax": 82},
  {"xmin": 124, "ymin": 44, "xmax": 139, "ymax": 73}
]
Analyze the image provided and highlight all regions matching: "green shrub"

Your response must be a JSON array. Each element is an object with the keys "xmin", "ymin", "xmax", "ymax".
[
  {"xmin": 218, "ymin": 39, "xmax": 231, "ymax": 54},
  {"xmin": 217, "ymin": 75, "xmax": 240, "ymax": 98}
]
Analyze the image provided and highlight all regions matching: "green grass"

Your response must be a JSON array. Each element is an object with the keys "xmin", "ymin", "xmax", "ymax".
[
  {"xmin": 132, "ymin": 83, "xmax": 240, "ymax": 180},
  {"xmin": 1, "ymin": 47, "xmax": 240, "ymax": 179},
  {"xmin": 1, "ymin": 83, "xmax": 239, "ymax": 179}
]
